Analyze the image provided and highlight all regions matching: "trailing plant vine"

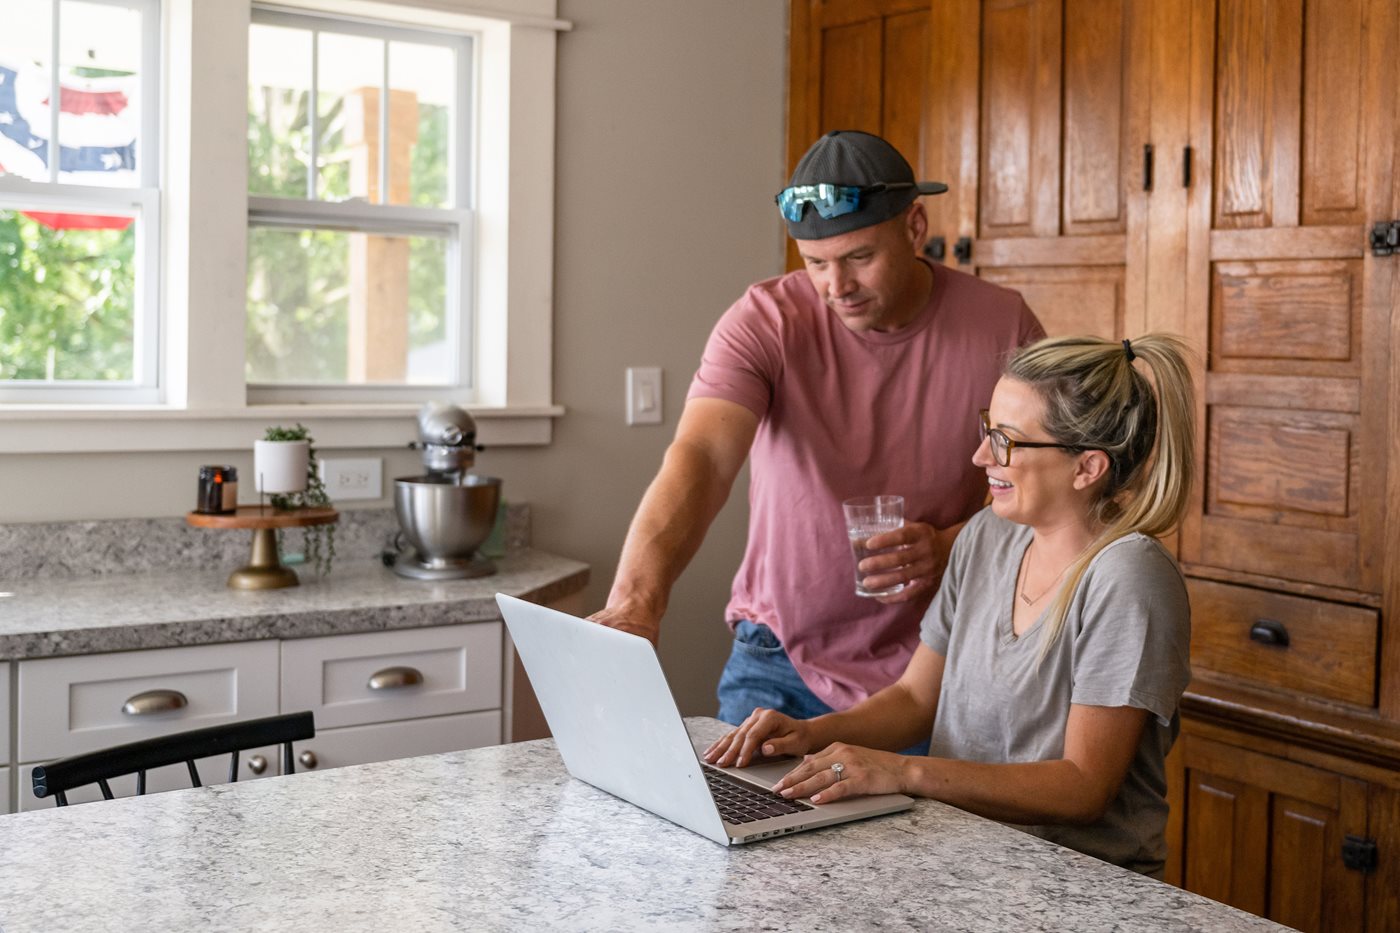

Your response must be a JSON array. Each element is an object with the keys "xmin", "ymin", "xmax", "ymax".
[{"xmin": 263, "ymin": 423, "xmax": 336, "ymax": 575}]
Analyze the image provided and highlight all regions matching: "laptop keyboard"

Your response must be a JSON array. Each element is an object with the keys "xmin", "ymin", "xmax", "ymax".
[{"xmin": 704, "ymin": 765, "xmax": 815, "ymax": 824}]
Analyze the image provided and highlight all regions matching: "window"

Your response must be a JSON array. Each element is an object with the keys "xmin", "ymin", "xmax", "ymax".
[
  {"xmin": 0, "ymin": 0, "xmax": 160, "ymax": 402},
  {"xmin": 3, "ymin": 0, "xmax": 565, "ymax": 455},
  {"xmin": 246, "ymin": 8, "xmax": 473, "ymax": 403}
]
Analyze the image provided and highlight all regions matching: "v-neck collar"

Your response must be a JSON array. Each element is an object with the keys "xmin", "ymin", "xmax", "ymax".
[{"xmin": 1001, "ymin": 527, "xmax": 1047, "ymax": 646}]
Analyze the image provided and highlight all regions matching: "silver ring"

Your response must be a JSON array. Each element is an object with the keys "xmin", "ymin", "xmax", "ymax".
[{"xmin": 831, "ymin": 762, "xmax": 845, "ymax": 782}]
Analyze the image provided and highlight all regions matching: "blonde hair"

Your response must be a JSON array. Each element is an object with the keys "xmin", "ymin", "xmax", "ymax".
[{"xmin": 1004, "ymin": 333, "xmax": 1197, "ymax": 656}]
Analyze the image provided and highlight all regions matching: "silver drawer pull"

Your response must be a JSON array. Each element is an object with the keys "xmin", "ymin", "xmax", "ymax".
[
  {"xmin": 247, "ymin": 755, "xmax": 268, "ymax": 775},
  {"xmin": 298, "ymin": 750, "xmax": 319, "ymax": 769},
  {"xmin": 368, "ymin": 666, "xmax": 424, "ymax": 691},
  {"xmin": 121, "ymin": 689, "xmax": 189, "ymax": 716}
]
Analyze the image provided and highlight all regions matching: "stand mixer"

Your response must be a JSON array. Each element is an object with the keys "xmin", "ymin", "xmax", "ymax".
[{"xmin": 389, "ymin": 403, "xmax": 502, "ymax": 581}]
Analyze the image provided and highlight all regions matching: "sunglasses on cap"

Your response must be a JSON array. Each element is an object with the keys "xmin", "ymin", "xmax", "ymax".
[{"xmin": 774, "ymin": 182, "xmax": 916, "ymax": 223}]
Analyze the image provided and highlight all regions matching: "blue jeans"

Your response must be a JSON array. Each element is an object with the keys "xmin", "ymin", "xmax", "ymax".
[
  {"xmin": 716, "ymin": 620, "xmax": 835, "ymax": 725},
  {"xmin": 716, "ymin": 619, "xmax": 931, "ymax": 756}
]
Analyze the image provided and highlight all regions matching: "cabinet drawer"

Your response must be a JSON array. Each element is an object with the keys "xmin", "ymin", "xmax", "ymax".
[
  {"xmin": 0, "ymin": 767, "xmax": 10, "ymax": 816},
  {"xmin": 280, "ymin": 623, "xmax": 502, "ymax": 730},
  {"xmin": 17, "ymin": 641, "xmax": 280, "ymax": 762},
  {"xmin": 289, "ymin": 710, "xmax": 501, "ymax": 774},
  {"xmin": 1187, "ymin": 578, "xmax": 1378, "ymax": 706},
  {"xmin": 0, "ymin": 664, "xmax": 10, "ymax": 765},
  {"xmin": 18, "ymin": 744, "xmax": 283, "ymax": 812}
]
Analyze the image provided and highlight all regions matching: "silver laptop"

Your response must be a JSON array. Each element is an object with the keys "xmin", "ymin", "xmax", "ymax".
[{"xmin": 496, "ymin": 594, "xmax": 914, "ymax": 845}]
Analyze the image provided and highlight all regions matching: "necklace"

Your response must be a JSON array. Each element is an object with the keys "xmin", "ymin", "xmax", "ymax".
[{"xmin": 1018, "ymin": 540, "xmax": 1073, "ymax": 605}]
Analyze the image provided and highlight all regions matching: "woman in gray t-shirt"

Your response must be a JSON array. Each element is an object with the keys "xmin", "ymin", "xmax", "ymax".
[{"xmin": 705, "ymin": 333, "xmax": 1196, "ymax": 877}]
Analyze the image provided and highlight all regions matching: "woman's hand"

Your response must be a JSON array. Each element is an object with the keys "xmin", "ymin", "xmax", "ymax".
[
  {"xmin": 772, "ymin": 742, "xmax": 910, "ymax": 804},
  {"xmin": 702, "ymin": 707, "xmax": 817, "ymax": 768}
]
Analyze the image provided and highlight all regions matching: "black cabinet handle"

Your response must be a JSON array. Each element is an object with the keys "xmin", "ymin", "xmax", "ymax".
[
  {"xmin": 1183, "ymin": 146, "xmax": 1193, "ymax": 188},
  {"xmin": 1249, "ymin": 618, "xmax": 1290, "ymax": 648},
  {"xmin": 953, "ymin": 237, "xmax": 973, "ymax": 265},
  {"xmin": 923, "ymin": 236, "xmax": 946, "ymax": 261},
  {"xmin": 1143, "ymin": 144, "xmax": 1154, "ymax": 191}
]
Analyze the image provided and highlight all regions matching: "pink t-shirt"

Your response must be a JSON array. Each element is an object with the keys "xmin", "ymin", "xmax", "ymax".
[{"xmin": 688, "ymin": 260, "xmax": 1044, "ymax": 709}]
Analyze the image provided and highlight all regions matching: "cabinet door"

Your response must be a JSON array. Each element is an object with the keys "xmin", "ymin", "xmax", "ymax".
[
  {"xmin": 1178, "ymin": 734, "xmax": 1367, "ymax": 932},
  {"xmin": 1178, "ymin": 0, "xmax": 1399, "ymax": 595},
  {"xmin": 924, "ymin": 0, "xmax": 1155, "ymax": 340},
  {"xmin": 787, "ymin": 0, "xmax": 933, "ymax": 269}
]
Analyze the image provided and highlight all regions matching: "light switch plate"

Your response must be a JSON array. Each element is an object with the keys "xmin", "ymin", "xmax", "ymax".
[
  {"xmin": 626, "ymin": 367, "xmax": 663, "ymax": 425},
  {"xmin": 319, "ymin": 457, "xmax": 383, "ymax": 500}
]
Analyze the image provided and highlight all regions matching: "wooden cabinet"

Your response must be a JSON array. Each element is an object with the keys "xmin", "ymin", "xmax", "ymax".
[
  {"xmin": 790, "ymin": 0, "xmax": 1400, "ymax": 927},
  {"xmin": 1174, "ymin": 732, "xmax": 1367, "ymax": 930}
]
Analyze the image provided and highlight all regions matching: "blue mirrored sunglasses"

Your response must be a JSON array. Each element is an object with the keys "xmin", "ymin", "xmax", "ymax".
[{"xmin": 774, "ymin": 182, "xmax": 915, "ymax": 222}]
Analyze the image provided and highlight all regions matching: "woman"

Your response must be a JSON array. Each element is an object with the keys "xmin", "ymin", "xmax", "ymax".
[{"xmin": 704, "ymin": 333, "xmax": 1195, "ymax": 877}]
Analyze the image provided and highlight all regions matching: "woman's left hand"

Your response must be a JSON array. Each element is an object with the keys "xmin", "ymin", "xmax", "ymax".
[{"xmin": 772, "ymin": 743, "xmax": 910, "ymax": 804}]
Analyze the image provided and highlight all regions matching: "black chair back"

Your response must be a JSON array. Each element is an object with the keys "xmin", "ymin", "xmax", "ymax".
[{"xmin": 32, "ymin": 711, "xmax": 315, "ymax": 807}]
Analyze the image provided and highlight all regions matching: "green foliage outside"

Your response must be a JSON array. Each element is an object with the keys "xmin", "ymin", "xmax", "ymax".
[
  {"xmin": 0, "ymin": 71, "xmax": 452, "ymax": 387},
  {"xmin": 245, "ymin": 83, "xmax": 451, "ymax": 385},
  {"xmin": 0, "ymin": 212, "xmax": 136, "ymax": 381},
  {"xmin": 0, "ymin": 58, "xmax": 138, "ymax": 384}
]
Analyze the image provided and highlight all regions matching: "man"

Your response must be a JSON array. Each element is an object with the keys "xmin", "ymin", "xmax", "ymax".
[{"xmin": 593, "ymin": 130, "xmax": 1044, "ymax": 725}]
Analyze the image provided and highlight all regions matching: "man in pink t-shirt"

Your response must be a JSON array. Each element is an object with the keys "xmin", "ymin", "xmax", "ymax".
[{"xmin": 592, "ymin": 131, "xmax": 1043, "ymax": 725}]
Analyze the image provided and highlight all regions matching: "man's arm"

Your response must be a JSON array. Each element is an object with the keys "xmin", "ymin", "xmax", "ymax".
[{"xmin": 590, "ymin": 397, "xmax": 759, "ymax": 643}]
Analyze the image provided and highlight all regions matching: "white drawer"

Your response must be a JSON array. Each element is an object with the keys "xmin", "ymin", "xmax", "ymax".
[
  {"xmin": 19, "ymin": 743, "xmax": 283, "ymax": 812},
  {"xmin": 291, "ymin": 710, "xmax": 501, "ymax": 773},
  {"xmin": 17, "ymin": 641, "xmax": 280, "ymax": 762},
  {"xmin": 0, "ymin": 664, "xmax": 10, "ymax": 765},
  {"xmin": 281, "ymin": 624, "xmax": 502, "ymax": 730}
]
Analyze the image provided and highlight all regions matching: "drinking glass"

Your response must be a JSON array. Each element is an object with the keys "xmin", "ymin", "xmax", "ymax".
[{"xmin": 842, "ymin": 495, "xmax": 906, "ymax": 598}]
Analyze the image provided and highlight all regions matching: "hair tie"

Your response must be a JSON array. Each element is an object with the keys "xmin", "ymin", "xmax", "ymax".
[{"xmin": 1122, "ymin": 338, "xmax": 1136, "ymax": 363}]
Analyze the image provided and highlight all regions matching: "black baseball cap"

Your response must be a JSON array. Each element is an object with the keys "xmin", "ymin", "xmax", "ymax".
[{"xmin": 780, "ymin": 130, "xmax": 948, "ymax": 240}]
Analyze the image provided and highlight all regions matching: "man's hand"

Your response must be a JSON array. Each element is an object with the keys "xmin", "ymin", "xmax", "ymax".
[
  {"xmin": 856, "ymin": 521, "xmax": 954, "ymax": 604},
  {"xmin": 587, "ymin": 601, "xmax": 663, "ymax": 646}
]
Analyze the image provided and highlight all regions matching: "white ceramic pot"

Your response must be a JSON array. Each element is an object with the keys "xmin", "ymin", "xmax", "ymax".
[{"xmin": 253, "ymin": 439, "xmax": 310, "ymax": 494}]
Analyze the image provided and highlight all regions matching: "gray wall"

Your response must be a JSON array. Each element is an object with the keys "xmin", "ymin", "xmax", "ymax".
[{"xmin": 0, "ymin": 0, "xmax": 789, "ymax": 716}]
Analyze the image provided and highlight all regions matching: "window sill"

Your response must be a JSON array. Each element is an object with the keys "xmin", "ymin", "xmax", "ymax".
[{"xmin": 0, "ymin": 403, "xmax": 565, "ymax": 453}]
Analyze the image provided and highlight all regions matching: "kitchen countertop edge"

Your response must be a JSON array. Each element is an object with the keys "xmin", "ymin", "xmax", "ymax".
[{"xmin": 0, "ymin": 550, "xmax": 589, "ymax": 661}]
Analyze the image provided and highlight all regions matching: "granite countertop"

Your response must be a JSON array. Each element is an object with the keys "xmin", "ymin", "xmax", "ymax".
[
  {"xmin": 0, "ymin": 549, "xmax": 589, "ymax": 660},
  {"xmin": 0, "ymin": 718, "xmax": 1284, "ymax": 933}
]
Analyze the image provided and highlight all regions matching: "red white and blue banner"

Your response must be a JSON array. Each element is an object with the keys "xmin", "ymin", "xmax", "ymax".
[{"xmin": 0, "ymin": 60, "xmax": 138, "ymax": 230}]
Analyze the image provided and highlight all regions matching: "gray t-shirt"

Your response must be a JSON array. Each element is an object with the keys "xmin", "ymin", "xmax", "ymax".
[{"xmin": 920, "ymin": 507, "xmax": 1191, "ymax": 876}]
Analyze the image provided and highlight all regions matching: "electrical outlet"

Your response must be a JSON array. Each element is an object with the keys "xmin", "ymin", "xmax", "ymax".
[{"xmin": 319, "ymin": 457, "xmax": 382, "ymax": 500}]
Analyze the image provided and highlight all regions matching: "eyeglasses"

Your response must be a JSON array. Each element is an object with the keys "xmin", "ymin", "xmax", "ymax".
[
  {"xmin": 978, "ymin": 410, "xmax": 1086, "ymax": 467},
  {"xmin": 775, "ymin": 182, "xmax": 915, "ymax": 222}
]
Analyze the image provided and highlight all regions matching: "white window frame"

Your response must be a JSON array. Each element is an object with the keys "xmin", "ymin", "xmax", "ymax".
[
  {"xmin": 1, "ymin": 0, "xmax": 567, "ymax": 453},
  {"xmin": 246, "ymin": 6, "xmax": 475, "ymax": 403},
  {"xmin": 0, "ymin": 0, "xmax": 162, "ymax": 404}
]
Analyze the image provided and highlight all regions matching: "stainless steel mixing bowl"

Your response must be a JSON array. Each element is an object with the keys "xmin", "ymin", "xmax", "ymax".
[{"xmin": 393, "ymin": 474, "xmax": 502, "ymax": 569}]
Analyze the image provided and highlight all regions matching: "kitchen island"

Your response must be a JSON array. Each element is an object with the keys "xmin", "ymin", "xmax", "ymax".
[{"xmin": 0, "ymin": 718, "xmax": 1285, "ymax": 932}]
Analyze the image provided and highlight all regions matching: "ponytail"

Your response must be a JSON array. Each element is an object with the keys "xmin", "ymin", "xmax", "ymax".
[{"xmin": 1004, "ymin": 333, "xmax": 1197, "ymax": 657}]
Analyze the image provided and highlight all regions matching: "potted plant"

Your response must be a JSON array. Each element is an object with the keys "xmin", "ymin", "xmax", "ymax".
[{"xmin": 258, "ymin": 424, "xmax": 335, "ymax": 575}]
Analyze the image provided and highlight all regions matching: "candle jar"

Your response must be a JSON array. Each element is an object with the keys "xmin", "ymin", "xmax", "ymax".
[{"xmin": 196, "ymin": 466, "xmax": 239, "ymax": 514}]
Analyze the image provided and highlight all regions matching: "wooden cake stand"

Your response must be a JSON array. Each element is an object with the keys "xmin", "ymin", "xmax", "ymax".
[{"xmin": 186, "ymin": 506, "xmax": 339, "ymax": 590}]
